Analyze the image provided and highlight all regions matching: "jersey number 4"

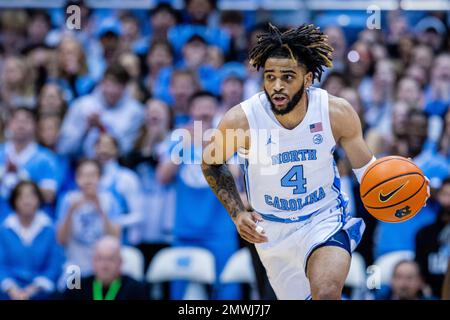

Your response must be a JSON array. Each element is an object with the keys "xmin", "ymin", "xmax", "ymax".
[{"xmin": 280, "ymin": 165, "xmax": 307, "ymax": 195}]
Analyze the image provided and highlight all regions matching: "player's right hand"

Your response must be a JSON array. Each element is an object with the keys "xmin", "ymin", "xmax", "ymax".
[{"xmin": 233, "ymin": 211, "xmax": 268, "ymax": 244}]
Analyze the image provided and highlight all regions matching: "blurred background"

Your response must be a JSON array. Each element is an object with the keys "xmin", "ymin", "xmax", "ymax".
[{"xmin": 0, "ymin": 0, "xmax": 449, "ymax": 300}]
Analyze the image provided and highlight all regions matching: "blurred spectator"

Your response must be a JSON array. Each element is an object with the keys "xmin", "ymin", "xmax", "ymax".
[
  {"xmin": 415, "ymin": 177, "xmax": 450, "ymax": 297},
  {"xmin": 386, "ymin": 10, "xmax": 410, "ymax": 46},
  {"xmin": 149, "ymin": 3, "xmax": 179, "ymax": 42},
  {"xmin": 0, "ymin": 107, "xmax": 59, "ymax": 218},
  {"xmin": 377, "ymin": 260, "xmax": 434, "ymax": 300},
  {"xmin": 0, "ymin": 10, "xmax": 28, "ymax": 56},
  {"xmin": 94, "ymin": 133, "xmax": 143, "ymax": 245},
  {"xmin": 118, "ymin": 13, "xmax": 145, "ymax": 54},
  {"xmin": 408, "ymin": 109, "xmax": 431, "ymax": 157},
  {"xmin": 322, "ymin": 72, "xmax": 349, "ymax": 97},
  {"xmin": 0, "ymin": 181, "xmax": 63, "ymax": 300},
  {"xmin": 184, "ymin": 0, "xmax": 219, "ymax": 28},
  {"xmin": 145, "ymin": 39, "xmax": 174, "ymax": 94},
  {"xmin": 217, "ymin": 62, "xmax": 246, "ymax": 117},
  {"xmin": 63, "ymin": 236, "xmax": 148, "ymax": 300},
  {"xmin": 415, "ymin": 16, "xmax": 447, "ymax": 53},
  {"xmin": 37, "ymin": 113, "xmax": 62, "ymax": 156},
  {"xmin": 166, "ymin": 69, "xmax": 200, "ymax": 127},
  {"xmin": 179, "ymin": 34, "xmax": 220, "ymax": 93},
  {"xmin": 25, "ymin": 10, "xmax": 52, "ymax": 48},
  {"xmin": 207, "ymin": 45, "xmax": 224, "ymax": 69},
  {"xmin": 92, "ymin": 17, "xmax": 123, "ymax": 80},
  {"xmin": 361, "ymin": 59, "xmax": 397, "ymax": 130},
  {"xmin": 358, "ymin": 28, "xmax": 383, "ymax": 48},
  {"xmin": 51, "ymin": 36, "xmax": 95, "ymax": 102},
  {"xmin": 324, "ymin": 26, "xmax": 347, "ymax": 73},
  {"xmin": 21, "ymin": 42, "xmax": 54, "ymax": 92},
  {"xmin": 118, "ymin": 51, "xmax": 150, "ymax": 103},
  {"xmin": 437, "ymin": 108, "xmax": 450, "ymax": 160},
  {"xmin": 346, "ymin": 41, "xmax": 374, "ymax": 90},
  {"xmin": 121, "ymin": 98, "xmax": 175, "ymax": 272},
  {"xmin": 0, "ymin": 114, "xmax": 5, "ymax": 144},
  {"xmin": 405, "ymin": 64, "xmax": 428, "ymax": 89},
  {"xmin": 410, "ymin": 45, "xmax": 434, "ymax": 75},
  {"xmin": 414, "ymin": 109, "xmax": 450, "ymax": 189},
  {"xmin": 58, "ymin": 64, "xmax": 144, "ymax": 158},
  {"xmin": 424, "ymin": 53, "xmax": 450, "ymax": 117},
  {"xmin": 444, "ymin": 259, "xmax": 450, "ymax": 300},
  {"xmin": 157, "ymin": 91, "xmax": 240, "ymax": 299},
  {"xmin": 396, "ymin": 77, "xmax": 423, "ymax": 108},
  {"xmin": 220, "ymin": 10, "xmax": 247, "ymax": 62},
  {"xmin": 37, "ymin": 112, "xmax": 74, "ymax": 195},
  {"xmin": 56, "ymin": 159, "xmax": 122, "ymax": 275},
  {"xmin": 366, "ymin": 100, "xmax": 410, "ymax": 157},
  {"xmin": 37, "ymin": 82, "xmax": 67, "ymax": 118},
  {"xmin": 0, "ymin": 56, "xmax": 36, "ymax": 109},
  {"xmin": 46, "ymin": 1, "xmax": 100, "ymax": 81},
  {"xmin": 397, "ymin": 34, "xmax": 416, "ymax": 66}
]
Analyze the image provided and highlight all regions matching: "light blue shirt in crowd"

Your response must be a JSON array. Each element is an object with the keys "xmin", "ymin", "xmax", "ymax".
[
  {"xmin": 57, "ymin": 88, "xmax": 144, "ymax": 158},
  {"xmin": 56, "ymin": 190, "xmax": 123, "ymax": 275}
]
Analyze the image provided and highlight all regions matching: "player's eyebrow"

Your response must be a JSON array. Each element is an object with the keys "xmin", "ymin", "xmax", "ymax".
[
  {"xmin": 280, "ymin": 70, "xmax": 297, "ymax": 75},
  {"xmin": 264, "ymin": 69, "xmax": 297, "ymax": 74}
]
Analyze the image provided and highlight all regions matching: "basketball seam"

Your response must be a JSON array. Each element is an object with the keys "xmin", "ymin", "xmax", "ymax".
[
  {"xmin": 361, "ymin": 157, "xmax": 420, "ymax": 183},
  {"xmin": 361, "ymin": 172, "xmax": 423, "ymax": 198},
  {"xmin": 364, "ymin": 178, "xmax": 426, "ymax": 209}
]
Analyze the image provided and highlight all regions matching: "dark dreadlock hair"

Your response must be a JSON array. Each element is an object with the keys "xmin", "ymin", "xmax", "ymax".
[{"xmin": 249, "ymin": 23, "xmax": 334, "ymax": 82}]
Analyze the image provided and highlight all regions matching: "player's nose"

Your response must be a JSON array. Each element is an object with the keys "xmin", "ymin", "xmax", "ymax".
[{"xmin": 273, "ymin": 79, "xmax": 284, "ymax": 91}]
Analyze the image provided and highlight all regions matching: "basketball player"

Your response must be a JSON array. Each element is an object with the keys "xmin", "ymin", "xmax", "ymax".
[{"xmin": 201, "ymin": 23, "xmax": 424, "ymax": 300}]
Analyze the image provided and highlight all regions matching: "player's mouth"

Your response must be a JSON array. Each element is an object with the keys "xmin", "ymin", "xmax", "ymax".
[{"xmin": 272, "ymin": 94, "xmax": 288, "ymax": 106}]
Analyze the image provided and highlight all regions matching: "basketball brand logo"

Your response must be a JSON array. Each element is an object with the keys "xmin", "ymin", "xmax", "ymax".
[{"xmin": 313, "ymin": 134, "xmax": 323, "ymax": 144}]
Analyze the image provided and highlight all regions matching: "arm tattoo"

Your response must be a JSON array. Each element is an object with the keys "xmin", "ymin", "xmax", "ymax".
[{"xmin": 201, "ymin": 163, "xmax": 245, "ymax": 219}]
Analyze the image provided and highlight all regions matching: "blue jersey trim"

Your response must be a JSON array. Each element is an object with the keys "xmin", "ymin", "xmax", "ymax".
[
  {"xmin": 257, "ymin": 203, "xmax": 342, "ymax": 224},
  {"xmin": 242, "ymin": 158, "xmax": 251, "ymax": 205}
]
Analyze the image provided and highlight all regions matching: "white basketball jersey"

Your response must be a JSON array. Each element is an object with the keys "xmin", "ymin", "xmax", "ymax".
[{"xmin": 238, "ymin": 87, "xmax": 347, "ymax": 219}]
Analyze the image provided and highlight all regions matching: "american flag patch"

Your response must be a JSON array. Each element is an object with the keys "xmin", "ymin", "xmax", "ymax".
[{"xmin": 310, "ymin": 122, "xmax": 323, "ymax": 133}]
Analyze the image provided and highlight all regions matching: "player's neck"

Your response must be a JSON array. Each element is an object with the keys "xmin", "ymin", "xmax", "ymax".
[{"xmin": 274, "ymin": 91, "xmax": 309, "ymax": 130}]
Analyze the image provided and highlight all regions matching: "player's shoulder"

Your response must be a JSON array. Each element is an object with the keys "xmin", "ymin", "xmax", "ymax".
[
  {"xmin": 218, "ymin": 104, "xmax": 249, "ymax": 131},
  {"xmin": 328, "ymin": 94, "xmax": 355, "ymax": 119},
  {"xmin": 327, "ymin": 93, "xmax": 361, "ymax": 139}
]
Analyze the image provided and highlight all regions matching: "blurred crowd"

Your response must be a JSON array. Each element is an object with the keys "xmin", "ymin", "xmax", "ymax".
[{"xmin": 0, "ymin": 0, "xmax": 449, "ymax": 300}]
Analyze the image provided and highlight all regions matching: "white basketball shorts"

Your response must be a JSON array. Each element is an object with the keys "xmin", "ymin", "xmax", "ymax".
[{"xmin": 254, "ymin": 204, "xmax": 365, "ymax": 300}]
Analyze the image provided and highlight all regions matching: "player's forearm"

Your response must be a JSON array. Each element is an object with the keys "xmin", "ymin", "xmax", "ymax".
[{"xmin": 201, "ymin": 162, "xmax": 246, "ymax": 219}]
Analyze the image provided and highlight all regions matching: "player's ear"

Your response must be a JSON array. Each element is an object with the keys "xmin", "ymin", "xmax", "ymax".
[{"xmin": 304, "ymin": 71, "xmax": 313, "ymax": 88}]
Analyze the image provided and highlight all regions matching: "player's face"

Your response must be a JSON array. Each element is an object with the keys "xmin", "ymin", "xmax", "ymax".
[{"xmin": 263, "ymin": 57, "xmax": 312, "ymax": 115}]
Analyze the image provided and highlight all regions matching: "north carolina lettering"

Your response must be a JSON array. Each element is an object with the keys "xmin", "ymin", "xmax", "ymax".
[
  {"xmin": 271, "ymin": 149, "xmax": 317, "ymax": 165},
  {"xmin": 264, "ymin": 187, "xmax": 326, "ymax": 211}
]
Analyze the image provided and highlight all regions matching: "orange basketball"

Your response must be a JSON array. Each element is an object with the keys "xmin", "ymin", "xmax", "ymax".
[{"xmin": 360, "ymin": 156, "xmax": 428, "ymax": 223}]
